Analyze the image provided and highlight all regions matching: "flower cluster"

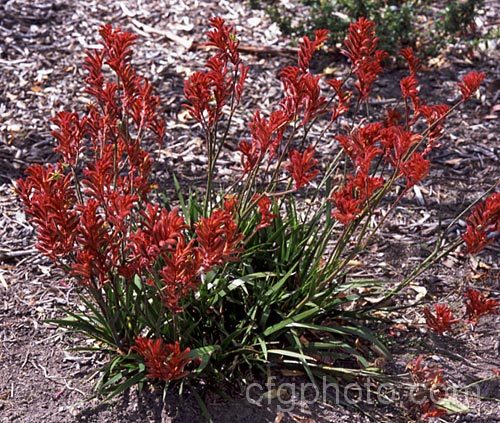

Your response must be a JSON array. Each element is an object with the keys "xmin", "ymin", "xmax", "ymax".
[
  {"xmin": 464, "ymin": 288, "xmax": 499, "ymax": 324},
  {"xmin": 423, "ymin": 304, "xmax": 457, "ymax": 334},
  {"xmin": 407, "ymin": 355, "xmax": 447, "ymax": 419},
  {"xmin": 184, "ymin": 17, "xmax": 248, "ymax": 131},
  {"xmin": 462, "ymin": 193, "xmax": 500, "ymax": 254},
  {"xmin": 132, "ymin": 338, "xmax": 192, "ymax": 381}
]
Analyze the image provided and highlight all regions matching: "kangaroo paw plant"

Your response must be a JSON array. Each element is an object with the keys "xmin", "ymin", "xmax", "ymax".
[{"xmin": 17, "ymin": 17, "xmax": 498, "ymax": 400}]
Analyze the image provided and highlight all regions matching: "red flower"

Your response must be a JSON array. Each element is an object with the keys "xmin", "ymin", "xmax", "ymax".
[
  {"xmin": 71, "ymin": 199, "xmax": 114, "ymax": 286},
  {"xmin": 239, "ymin": 109, "xmax": 289, "ymax": 173},
  {"xmin": 407, "ymin": 355, "xmax": 448, "ymax": 420},
  {"xmin": 400, "ymin": 47, "xmax": 420, "ymax": 76},
  {"xmin": 132, "ymin": 338, "xmax": 191, "ymax": 382},
  {"xmin": 207, "ymin": 17, "xmax": 241, "ymax": 65},
  {"xmin": 331, "ymin": 171, "xmax": 384, "ymax": 224},
  {"xmin": 298, "ymin": 29, "xmax": 329, "ymax": 72},
  {"xmin": 159, "ymin": 239, "xmax": 201, "ymax": 313},
  {"xmin": 419, "ymin": 104, "xmax": 450, "ymax": 147},
  {"xmin": 423, "ymin": 304, "xmax": 457, "ymax": 334},
  {"xmin": 279, "ymin": 67, "xmax": 327, "ymax": 125},
  {"xmin": 16, "ymin": 164, "xmax": 78, "ymax": 261},
  {"xmin": 52, "ymin": 111, "xmax": 87, "ymax": 166},
  {"xmin": 336, "ymin": 123, "xmax": 383, "ymax": 172},
  {"xmin": 464, "ymin": 288, "xmax": 499, "ymax": 324},
  {"xmin": 342, "ymin": 18, "xmax": 387, "ymax": 100},
  {"xmin": 462, "ymin": 193, "xmax": 500, "ymax": 254},
  {"xmin": 128, "ymin": 205, "xmax": 186, "ymax": 273},
  {"xmin": 457, "ymin": 71, "xmax": 486, "ymax": 101},
  {"xmin": 400, "ymin": 152, "xmax": 430, "ymax": 188},
  {"xmin": 326, "ymin": 78, "xmax": 351, "ymax": 121},
  {"xmin": 255, "ymin": 195, "xmax": 278, "ymax": 230},
  {"xmin": 400, "ymin": 75, "xmax": 420, "ymax": 111},
  {"xmin": 342, "ymin": 18, "xmax": 379, "ymax": 67},
  {"xmin": 379, "ymin": 125, "xmax": 420, "ymax": 166},
  {"xmin": 286, "ymin": 146, "xmax": 319, "ymax": 189},
  {"xmin": 195, "ymin": 208, "xmax": 243, "ymax": 270}
]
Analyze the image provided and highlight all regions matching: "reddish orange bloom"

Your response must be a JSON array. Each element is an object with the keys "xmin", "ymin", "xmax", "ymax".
[
  {"xmin": 16, "ymin": 164, "xmax": 79, "ymax": 261},
  {"xmin": 195, "ymin": 209, "xmax": 243, "ymax": 270},
  {"xmin": 286, "ymin": 146, "xmax": 319, "ymax": 189},
  {"xmin": 240, "ymin": 110, "xmax": 289, "ymax": 172},
  {"xmin": 464, "ymin": 288, "xmax": 499, "ymax": 324},
  {"xmin": 160, "ymin": 240, "xmax": 201, "ymax": 313},
  {"xmin": 132, "ymin": 338, "xmax": 191, "ymax": 381},
  {"xmin": 423, "ymin": 304, "xmax": 457, "ymax": 334},
  {"xmin": 400, "ymin": 152, "xmax": 430, "ymax": 188},
  {"xmin": 336, "ymin": 123, "xmax": 383, "ymax": 172},
  {"xmin": 326, "ymin": 78, "xmax": 351, "ymax": 121},
  {"xmin": 400, "ymin": 75, "xmax": 421, "ymax": 112},
  {"xmin": 298, "ymin": 29, "xmax": 329, "ymax": 72},
  {"xmin": 331, "ymin": 171, "xmax": 384, "ymax": 224},
  {"xmin": 342, "ymin": 18, "xmax": 387, "ymax": 100},
  {"xmin": 400, "ymin": 47, "xmax": 420, "ymax": 76},
  {"xmin": 462, "ymin": 193, "xmax": 500, "ymax": 254},
  {"xmin": 458, "ymin": 71, "xmax": 486, "ymax": 101},
  {"xmin": 419, "ymin": 104, "xmax": 450, "ymax": 148},
  {"xmin": 52, "ymin": 111, "xmax": 87, "ymax": 166},
  {"xmin": 206, "ymin": 17, "xmax": 241, "ymax": 65},
  {"xmin": 255, "ymin": 195, "xmax": 278, "ymax": 230},
  {"xmin": 407, "ymin": 355, "xmax": 448, "ymax": 420}
]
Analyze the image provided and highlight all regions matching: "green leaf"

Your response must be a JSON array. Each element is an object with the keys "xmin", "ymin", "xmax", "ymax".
[
  {"xmin": 267, "ymin": 349, "xmax": 317, "ymax": 362},
  {"xmin": 435, "ymin": 397, "xmax": 469, "ymax": 414},
  {"xmin": 103, "ymin": 371, "xmax": 146, "ymax": 401},
  {"xmin": 263, "ymin": 306, "xmax": 320, "ymax": 337},
  {"xmin": 188, "ymin": 346, "xmax": 219, "ymax": 374}
]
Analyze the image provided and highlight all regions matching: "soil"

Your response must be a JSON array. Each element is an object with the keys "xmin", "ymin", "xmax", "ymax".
[{"xmin": 0, "ymin": 1, "xmax": 499, "ymax": 422}]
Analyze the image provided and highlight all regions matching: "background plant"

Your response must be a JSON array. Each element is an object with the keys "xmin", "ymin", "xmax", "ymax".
[
  {"xmin": 258, "ymin": 0, "xmax": 484, "ymax": 57},
  {"xmin": 17, "ymin": 15, "xmax": 496, "ymax": 410}
]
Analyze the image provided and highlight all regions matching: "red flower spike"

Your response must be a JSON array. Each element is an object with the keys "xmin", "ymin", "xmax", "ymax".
[
  {"xmin": 286, "ymin": 146, "xmax": 319, "ymax": 189},
  {"xmin": 160, "ymin": 239, "xmax": 201, "ymax": 313},
  {"xmin": 327, "ymin": 78, "xmax": 351, "ymax": 121},
  {"xmin": 195, "ymin": 208, "xmax": 243, "ymax": 270},
  {"xmin": 407, "ymin": 355, "xmax": 448, "ymax": 420},
  {"xmin": 207, "ymin": 17, "xmax": 240, "ymax": 65},
  {"xmin": 223, "ymin": 195, "xmax": 238, "ymax": 214},
  {"xmin": 380, "ymin": 125, "xmax": 421, "ymax": 165},
  {"xmin": 458, "ymin": 71, "xmax": 486, "ymax": 101},
  {"xmin": 132, "ymin": 338, "xmax": 191, "ymax": 382},
  {"xmin": 239, "ymin": 140, "xmax": 260, "ymax": 173},
  {"xmin": 255, "ymin": 195, "xmax": 278, "ymax": 230},
  {"xmin": 16, "ymin": 165, "xmax": 78, "ymax": 261},
  {"xmin": 400, "ymin": 152, "xmax": 430, "ymax": 188},
  {"xmin": 400, "ymin": 75, "xmax": 421, "ymax": 112},
  {"xmin": 71, "ymin": 199, "xmax": 114, "ymax": 286},
  {"xmin": 419, "ymin": 104, "xmax": 450, "ymax": 148},
  {"xmin": 462, "ymin": 193, "xmax": 500, "ymax": 254},
  {"xmin": 298, "ymin": 29, "xmax": 329, "ymax": 72},
  {"xmin": 342, "ymin": 18, "xmax": 387, "ymax": 100},
  {"xmin": 52, "ymin": 112, "xmax": 87, "ymax": 166},
  {"xmin": 400, "ymin": 47, "xmax": 420, "ymax": 76},
  {"xmin": 336, "ymin": 123, "xmax": 383, "ymax": 172},
  {"xmin": 423, "ymin": 304, "xmax": 458, "ymax": 334},
  {"xmin": 127, "ymin": 205, "xmax": 187, "ymax": 274},
  {"xmin": 342, "ymin": 18, "xmax": 378, "ymax": 67},
  {"xmin": 279, "ymin": 66, "xmax": 327, "ymax": 125},
  {"xmin": 464, "ymin": 288, "xmax": 499, "ymax": 324},
  {"xmin": 331, "ymin": 171, "xmax": 384, "ymax": 225}
]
